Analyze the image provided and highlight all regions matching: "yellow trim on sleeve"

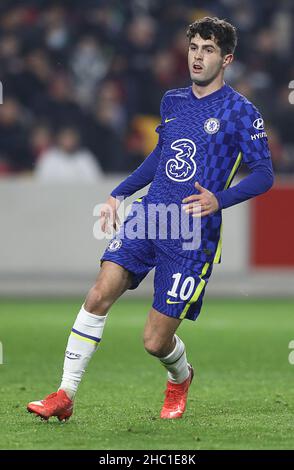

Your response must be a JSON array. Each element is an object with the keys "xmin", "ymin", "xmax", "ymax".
[
  {"xmin": 224, "ymin": 151, "xmax": 243, "ymax": 190},
  {"xmin": 213, "ymin": 151, "xmax": 243, "ymax": 264}
]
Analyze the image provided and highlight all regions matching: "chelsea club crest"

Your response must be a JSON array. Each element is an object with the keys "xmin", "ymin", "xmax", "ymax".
[
  {"xmin": 204, "ymin": 118, "xmax": 220, "ymax": 134},
  {"xmin": 107, "ymin": 239, "xmax": 122, "ymax": 252}
]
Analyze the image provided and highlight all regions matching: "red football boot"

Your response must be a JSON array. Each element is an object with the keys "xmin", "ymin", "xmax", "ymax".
[
  {"xmin": 27, "ymin": 390, "xmax": 73, "ymax": 422},
  {"xmin": 160, "ymin": 364, "xmax": 194, "ymax": 419}
]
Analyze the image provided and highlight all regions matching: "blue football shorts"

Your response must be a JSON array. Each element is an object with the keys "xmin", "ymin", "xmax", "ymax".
[{"xmin": 100, "ymin": 234, "xmax": 213, "ymax": 322}]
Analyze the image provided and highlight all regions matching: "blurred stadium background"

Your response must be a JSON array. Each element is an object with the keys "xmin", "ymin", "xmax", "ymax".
[{"xmin": 0, "ymin": 0, "xmax": 293, "ymax": 298}]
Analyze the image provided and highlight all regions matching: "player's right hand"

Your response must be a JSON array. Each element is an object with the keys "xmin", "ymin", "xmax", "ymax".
[{"xmin": 99, "ymin": 195, "xmax": 121, "ymax": 234}]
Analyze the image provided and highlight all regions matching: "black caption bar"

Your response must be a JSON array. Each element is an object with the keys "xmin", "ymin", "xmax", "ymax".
[{"xmin": 1, "ymin": 450, "xmax": 294, "ymax": 464}]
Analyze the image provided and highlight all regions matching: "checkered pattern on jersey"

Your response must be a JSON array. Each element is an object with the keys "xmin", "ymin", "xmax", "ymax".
[{"xmin": 143, "ymin": 85, "xmax": 271, "ymax": 264}]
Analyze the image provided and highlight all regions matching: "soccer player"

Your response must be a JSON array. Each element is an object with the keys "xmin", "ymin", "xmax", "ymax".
[{"xmin": 27, "ymin": 17, "xmax": 274, "ymax": 421}]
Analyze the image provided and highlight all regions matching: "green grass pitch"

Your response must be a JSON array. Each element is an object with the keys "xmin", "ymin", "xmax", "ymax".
[{"xmin": 0, "ymin": 298, "xmax": 293, "ymax": 450}]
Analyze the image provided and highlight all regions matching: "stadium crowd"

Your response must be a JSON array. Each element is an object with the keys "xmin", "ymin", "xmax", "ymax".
[{"xmin": 0, "ymin": 0, "xmax": 293, "ymax": 180}]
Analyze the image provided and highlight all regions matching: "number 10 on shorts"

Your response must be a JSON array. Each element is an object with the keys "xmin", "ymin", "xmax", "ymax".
[{"xmin": 167, "ymin": 273, "xmax": 196, "ymax": 301}]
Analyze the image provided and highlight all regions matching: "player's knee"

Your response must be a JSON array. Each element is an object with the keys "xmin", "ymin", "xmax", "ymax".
[
  {"xmin": 84, "ymin": 285, "xmax": 112, "ymax": 315},
  {"xmin": 143, "ymin": 337, "xmax": 168, "ymax": 358}
]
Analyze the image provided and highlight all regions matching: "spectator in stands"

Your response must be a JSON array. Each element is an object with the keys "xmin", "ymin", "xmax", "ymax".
[
  {"xmin": 71, "ymin": 35, "xmax": 110, "ymax": 106},
  {"xmin": 137, "ymin": 49, "xmax": 178, "ymax": 115},
  {"xmin": 42, "ymin": 4, "xmax": 71, "ymax": 63},
  {"xmin": 84, "ymin": 80, "xmax": 126, "ymax": 172},
  {"xmin": 35, "ymin": 126, "xmax": 102, "ymax": 182},
  {"xmin": 29, "ymin": 123, "xmax": 53, "ymax": 164},
  {"xmin": 0, "ymin": 97, "xmax": 31, "ymax": 174},
  {"xmin": 33, "ymin": 73, "xmax": 85, "ymax": 131}
]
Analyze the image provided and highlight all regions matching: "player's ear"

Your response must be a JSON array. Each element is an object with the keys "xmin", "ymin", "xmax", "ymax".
[{"xmin": 223, "ymin": 54, "xmax": 233, "ymax": 67}]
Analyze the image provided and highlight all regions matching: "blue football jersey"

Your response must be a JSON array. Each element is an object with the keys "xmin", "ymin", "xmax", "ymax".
[{"xmin": 140, "ymin": 83, "xmax": 271, "ymax": 265}]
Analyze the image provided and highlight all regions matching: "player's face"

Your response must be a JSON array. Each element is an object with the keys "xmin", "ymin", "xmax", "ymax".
[{"xmin": 188, "ymin": 34, "xmax": 226, "ymax": 86}]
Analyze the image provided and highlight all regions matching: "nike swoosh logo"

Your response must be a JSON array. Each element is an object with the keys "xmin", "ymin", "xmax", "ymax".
[
  {"xmin": 166, "ymin": 298, "xmax": 183, "ymax": 304},
  {"xmin": 165, "ymin": 117, "xmax": 177, "ymax": 123}
]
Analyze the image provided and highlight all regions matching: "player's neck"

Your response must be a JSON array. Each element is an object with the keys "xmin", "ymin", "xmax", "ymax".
[{"xmin": 191, "ymin": 78, "xmax": 225, "ymax": 99}]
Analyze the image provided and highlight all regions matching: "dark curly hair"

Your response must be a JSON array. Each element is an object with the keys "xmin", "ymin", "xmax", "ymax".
[{"xmin": 186, "ymin": 17, "xmax": 237, "ymax": 56}]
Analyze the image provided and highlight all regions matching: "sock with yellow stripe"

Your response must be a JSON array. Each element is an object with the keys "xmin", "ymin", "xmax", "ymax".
[
  {"xmin": 159, "ymin": 335, "xmax": 189, "ymax": 384},
  {"xmin": 59, "ymin": 305, "xmax": 108, "ymax": 399}
]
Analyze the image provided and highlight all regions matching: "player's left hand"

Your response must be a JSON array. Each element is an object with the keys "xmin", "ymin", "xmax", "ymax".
[{"xmin": 182, "ymin": 182, "xmax": 219, "ymax": 217}]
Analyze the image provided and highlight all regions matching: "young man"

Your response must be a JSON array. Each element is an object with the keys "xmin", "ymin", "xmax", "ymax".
[{"xmin": 27, "ymin": 17, "xmax": 274, "ymax": 421}]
